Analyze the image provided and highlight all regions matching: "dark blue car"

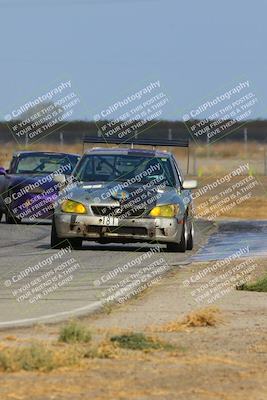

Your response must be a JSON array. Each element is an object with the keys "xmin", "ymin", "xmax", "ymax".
[{"xmin": 0, "ymin": 151, "xmax": 80, "ymax": 224}]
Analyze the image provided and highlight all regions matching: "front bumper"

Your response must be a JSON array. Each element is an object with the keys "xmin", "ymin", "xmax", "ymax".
[{"xmin": 54, "ymin": 213, "xmax": 184, "ymax": 244}]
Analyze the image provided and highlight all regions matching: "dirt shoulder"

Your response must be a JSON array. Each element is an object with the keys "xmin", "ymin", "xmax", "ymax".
[{"xmin": 0, "ymin": 254, "xmax": 266, "ymax": 400}]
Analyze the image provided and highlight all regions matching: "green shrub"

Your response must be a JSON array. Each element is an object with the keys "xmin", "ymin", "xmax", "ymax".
[
  {"xmin": 110, "ymin": 332, "xmax": 173, "ymax": 351},
  {"xmin": 238, "ymin": 276, "xmax": 267, "ymax": 292},
  {"xmin": 59, "ymin": 321, "xmax": 92, "ymax": 344}
]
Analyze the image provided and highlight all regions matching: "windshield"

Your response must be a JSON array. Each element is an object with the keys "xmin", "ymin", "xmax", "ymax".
[
  {"xmin": 14, "ymin": 154, "xmax": 80, "ymax": 175},
  {"xmin": 74, "ymin": 154, "xmax": 176, "ymax": 186}
]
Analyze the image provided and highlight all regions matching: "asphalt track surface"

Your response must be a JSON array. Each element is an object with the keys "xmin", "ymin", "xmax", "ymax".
[
  {"xmin": 1, "ymin": 219, "xmax": 265, "ymax": 329},
  {"xmin": 0, "ymin": 218, "xmax": 215, "ymax": 328}
]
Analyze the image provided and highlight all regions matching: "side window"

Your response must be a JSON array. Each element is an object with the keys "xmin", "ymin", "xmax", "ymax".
[
  {"xmin": 172, "ymin": 157, "xmax": 183, "ymax": 187},
  {"xmin": 76, "ymin": 156, "xmax": 93, "ymax": 181}
]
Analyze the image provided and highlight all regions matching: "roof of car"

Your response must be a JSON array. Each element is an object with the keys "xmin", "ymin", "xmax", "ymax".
[
  {"xmin": 13, "ymin": 151, "xmax": 80, "ymax": 157},
  {"xmin": 84, "ymin": 147, "xmax": 171, "ymax": 158}
]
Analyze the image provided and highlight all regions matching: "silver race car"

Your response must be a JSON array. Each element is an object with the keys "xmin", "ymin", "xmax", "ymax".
[{"xmin": 51, "ymin": 137, "xmax": 197, "ymax": 252}]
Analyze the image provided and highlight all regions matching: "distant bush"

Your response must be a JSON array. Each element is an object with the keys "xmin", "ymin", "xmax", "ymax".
[
  {"xmin": 0, "ymin": 343, "xmax": 55, "ymax": 372},
  {"xmin": 110, "ymin": 332, "xmax": 173, "ymax": 351},
  {"xmin": 59, "ymin": 321, "xmax": 92, "ymax": 344},
  {"xmin": 237, "ymin": 276, "xmax": 267, "ymax": 292}
]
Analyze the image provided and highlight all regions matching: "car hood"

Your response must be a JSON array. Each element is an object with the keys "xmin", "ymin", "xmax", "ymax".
[
  {"xmin": 6, "ymin": 174, "xmax": 57, "ymax": 189},
  {"xmin": 61, "ymin": 181, "xmax": 187, "ymax": 212}
]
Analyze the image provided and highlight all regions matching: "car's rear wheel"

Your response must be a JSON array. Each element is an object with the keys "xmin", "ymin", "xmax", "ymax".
[
  {"xmin": 51, "ymin": 218, "xmax": 82, "ymax": 250},
  {"xmin": 167, "ymin": 217, "xmax": 188, "ymax": 253}
]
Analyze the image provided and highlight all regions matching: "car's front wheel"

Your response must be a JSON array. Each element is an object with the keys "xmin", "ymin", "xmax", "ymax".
[
  {"xmin": 51, "ymin": 218, "xmax": 82, "ymax": 250},
  {"xmin": 187, "ymin": 219, "xmax": 194, "ymax": 250},
  {"xmin": 167, "ymin": 217, "xmax": 188, "ymax": 253}
]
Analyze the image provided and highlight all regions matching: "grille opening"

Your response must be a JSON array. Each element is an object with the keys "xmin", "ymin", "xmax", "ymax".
[
  {"xmin": 87, "ymin": 225, "xmax": 147, "ymax": 236},
  {"xmin": 91, "ymin": 206, "xmax": 146, "ymax": 218}
]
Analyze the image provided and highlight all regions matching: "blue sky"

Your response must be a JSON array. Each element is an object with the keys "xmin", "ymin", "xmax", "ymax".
[{"xmin": 0, "ymin": 0, "xmax": 266, "ymax": 120}]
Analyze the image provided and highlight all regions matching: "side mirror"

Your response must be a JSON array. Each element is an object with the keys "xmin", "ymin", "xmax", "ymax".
[
  {"xmin": 183, "ymin": 180, "xmax": 198, "ymax": 190},
  {"xmin": 0, "ymin": 167, "xmax": 6, "ymax": 176},
  {"xmin": 53, "ymin": 174, "xmax": 67, "ymax": 185}
]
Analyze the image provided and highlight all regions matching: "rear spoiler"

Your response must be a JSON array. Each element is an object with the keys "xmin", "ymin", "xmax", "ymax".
[
  {"xmin": 83, "ymin": 136, "xmax": 189, "ymax": 148},
  {"xmin": 82, "ymin": 135, "xmax": 190, "ymax": 173}
]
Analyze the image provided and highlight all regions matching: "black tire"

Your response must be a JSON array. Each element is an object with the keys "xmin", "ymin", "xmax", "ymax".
[
  {"xmin": 5, "ymin": 191, "xmax": 22, "ymax": 224},
  {"xmin": 0, "ymin": 211, "xmax": 2, "ymax": 223},
  {"xmin": 5, "ymin": 209, "xmax": 21, "ymax": 224},
  {"xmin": 51, "ymin": 218, "xmax": 82, "ymax": 250},
  {"xmin": 51, "ymin": 218, "xmax": 65, "ymax": 249},
  {"xmin": 98, "ymin": 238, "xmax": 110, "ymax": 244},
  {"xmin": 69, "ymin": 238, "xmax": 83, "ymax": 250},
  {"xmin": 187, "ymin": 220, "xmax": 194, "ymax": 250},
  {"xmin": 167, "ymin": 217, "xmax": 188, "ymax": 253}
]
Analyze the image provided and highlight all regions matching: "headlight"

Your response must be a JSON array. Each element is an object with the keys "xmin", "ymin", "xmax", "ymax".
[
  {"xmin": 61, "ymin": 199, "xmax": 87, "ymax": 214},
  {"xmin": 149, "ymin": 204, "xmax": 179, "ymax": 218}
]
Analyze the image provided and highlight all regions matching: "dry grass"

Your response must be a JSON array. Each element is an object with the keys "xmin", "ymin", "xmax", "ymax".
[
  {"xmin": 4, "ymin": 335, "xmax": 17, "ymax": 341},
  {"xmin": 0, "ymin": 140, "xmax": 265, "ymax": 163},
  {"xmin": 0, "ymin": 328, "xmax": 176, "ymax": 373},
  {"xmin": 0, "ymin": 340, "xmax": 118, "ymax": 373},
  {"xmin": 152, "ymin": 307, "xmax": 223, "ymax": 333},
  {"xmin": 181, "ymin": 306, "xmax": 223, "ymax": 328},
  {"xmin": 84, "ymin": 340, "xmax": 119, "ymax": 359},
  {"xmin": 194, "ymin": 196, "xmax": 267, "ymax": 220},
  {"xmin": 0, "ymin": 307, "xmax": 223, "ymax": 374},
  {"xmin": 0, "ymin": 342, "xmax": 79, "ymax": 372},
  {"xmin": 193, "ymin": 141, "xmax": 264, "ymax": 159},
  {"xmin": 224, "ymin": 197, "xmax": 267, "ymax": 219}
]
